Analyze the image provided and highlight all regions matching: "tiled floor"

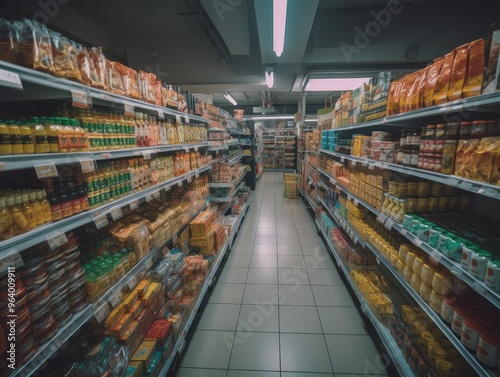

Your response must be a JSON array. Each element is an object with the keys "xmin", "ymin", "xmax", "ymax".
[{"xmin": 175, "ymin": 172, "xmax": 389, "ymax": 377}]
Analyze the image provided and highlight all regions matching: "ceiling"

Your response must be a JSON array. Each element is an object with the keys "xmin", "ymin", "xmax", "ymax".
[{"xmin": 3, "ymin": 0, "xmax": 500, "ymax": 115}]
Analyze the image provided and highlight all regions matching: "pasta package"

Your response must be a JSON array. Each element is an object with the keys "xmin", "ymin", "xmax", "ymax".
[
  {"xmin": 472, "ymin": 137, "xmax": 500, "ymax": 183},
  {"xmin": 463, "ymin": 39, "xmax": 485, "ymax": 98},
  {"xmin": 447, "ymin": 44, "xmax": 469, "ymax": 102},
  {"xmin": 455, "ymin": 139, "xmax": 480, "ymax": 179},
  {"xmin": 424, "ymin": 58, "xmax": 444, "ymax": 107},
  {"xmin": 386, "ymin": 79, "xmax": 401, "ymax": 116},
  {"xmin": 433, "ymin": 51, "xmax": 455, "ymax": 105},
  {"xmin": 483, "ymin": 30, "xmax": 500, "ymax": 94}
]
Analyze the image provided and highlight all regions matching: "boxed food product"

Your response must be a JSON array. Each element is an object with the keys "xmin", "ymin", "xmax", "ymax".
[
  {"xmin": 130, "ymin": 340, "xmax": 156, "ymax": 370},
  {"xmin": 145, "ymin": 319, "xmax": 172, "ymax": 346},
  {"xmin": 483, "ymin": 29, "xmax": 500, "ymax": 94},
  {"xmin": 126, "ymin": 361, "xmax": 143, "ymax": 377},
  {"xmin": 123, "ymin": 290, "xmax": 139, "ymax": 311},
  {"xmin": 447, "ymin": 44, "xmax": 469, "ymax": 101},
  {"xmin": 145, "ymin": 351, "xmax": 162, "ymax": 377},
  {"xmin": 370, "ymin": 141, "xmax": 396, "ymax": 162},
  {"xmin": 463, "ymin": 39, "xmax": 485, "ymax": 98},
  {"xmin": 433, "ymin": 51, "xmax": 455, "ymax": 105}
]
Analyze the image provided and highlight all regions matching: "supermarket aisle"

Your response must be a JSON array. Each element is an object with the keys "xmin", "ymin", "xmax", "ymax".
[{"xmin": 175, "ymin": 172, "xmax": 388, "ymax": 377}]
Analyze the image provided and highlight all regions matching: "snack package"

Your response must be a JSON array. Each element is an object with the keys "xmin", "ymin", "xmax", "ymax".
[
  {"xmin": 139, "ymin": 71, "xmax": 156, "ymax": 103},
  {"xmin": 424, "ymin": 58, "xmax": 444, "ymax": 107},
  {"xmin": 78, "ymin": 48, "xmax": 98, "ymax": 86},
  {"xmin": 0, "ymin": 18, "xmax": 16, "ymax": 63},
  {"xmin": 473, "ymin": 137, "xmax": 500, "ymax": 183},
  {"xmin": 463, "ymin": 39, "xmax": 485, "ymax": 98},
  {"xmin": 397, "ymin": 76, "xmax": 409, "ymax": 112},
  {"xmin": 19, "ymin": 19, "xmax": 54, "ymax": 73},
  {"xmin": 483, "ymin": 30, "xmax": 500, "ymax": 94},
  {"xmin": 125, "ymin": 68, "xmax": 141, "ymax": 99},
  {"xmin": 447, "ymin": 44, "xmax": 469, "ymax": 102},
  {"xmin": 372, "ymin": 71, "xmax": 392, "ymax": 101},
  {"xmin": 455, "ymin": 139, "xmax": 480, "ymax": 178},
  {"xmin": 50, "ymin": 32, "xmax": 82, "ymax": 81},
  {"xmin": 415, "ymin": 67, "xmax": 429, "ymax": 110},
  {"xmin": 402, "ymin": 72, "xmax": 417, "ymax": 113},
  {"xmin": 433, "ymin": 51, "xmax": 455, "ymax": 105},
  {"xmin": 154, "ymin": 80, "xmax": 163, "ymax": 106},
  {"xmin": 89, "ymin": 47, "xmax": 107, "ymax": 89},
  {"xmin": 386, "ymin": 79, "xmax": 401, "ymax": 116},
  {"xmin": 107, "ymin": 61, "xmax": 127, "ymax": 95}
]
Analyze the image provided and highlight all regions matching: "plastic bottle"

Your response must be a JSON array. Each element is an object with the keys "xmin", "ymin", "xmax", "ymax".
[
  {"xmin": 20, "ymin": 192, "xmax": 37, "ymax": 229},
  {"xmin": 0, "ymin": 122, "xmax": 12, "ymax": 155},
  {"xmin": 44, "ymin": 117, "xmax": 60, "ymax": 153},
  {"xmin": 30, "ymin": 117, "xmax": 49, "ymax": 154},
  {"xmin": 47, "ymin": 189, "xmax": 62, "ymax": 222},
  {"xmin": 19, "ymin": 122, "xmax": 34, "ymax": 154},
  {"xmin": 0, "ymin": 196, "xmax": 13, "ymax": 239},
  {"xmin": 8, "ymin": 194, "xmax": 29, "ymax": 235},
  {"xmin": 8, "ymin": 122, "xmax": 23, "ymax": 155},
  {"xmin": 28, "ymin": 191, "xmax": 44, "ymax": 226},
  {"xmin": 36, "ymin": 190, "xmax": 52, "ymax": 224},
  {"xmin": 67, "ymin": 181, "xmax": 81, "ymax": 215},
  {"xmin": 59, "ymin": 183, "xmax": 72, "ymax": 219}
]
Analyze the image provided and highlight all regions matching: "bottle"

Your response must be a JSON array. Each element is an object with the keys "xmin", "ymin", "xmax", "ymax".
[
  {"xmin": 36, "ymin": 190, "xmax": 52, "ymax": 224},
  {"xmin": 28, "ymin": 191, "xmax": 44, "ymax": 226},
  {"xmin": 59, "ymin": 183, "xmax": 72, "ymax": 219},
  {"xmin": 19, "ymin": 122, "xmax": 34, "ymax": 154},
  {"xmin": 459, "ymin": 122, "xmax": 473, "ymax": 140},
  {"xmin": 0, "ymin": 196, "xmax": 13, "ymax": 240},
  {"xmin": 67, "ymin": 181, "xmax": 81, "ymax": 215},
  {"xmin": 8, "ymin": 122, "xmax": 23, "ymax": 155},
  {"xmin": 30, "ymin": 117, "xmax": 49, "ymax": 154},
  {"xmin": 0, "ymin": 122, "xmax": 12, "ymax": 155},
  {"xmin": 20, "ymin": 192, "xmax": 37, "ymax": 230},
  {"xmin": 8, "ymin": 194, "xmax": 29, "ymax": 235},
  {"xmin": 47, "ymin": 189, "xmax": 62, "ymax": 222},
  {"xmin": 77, "ymin": 183, "xmax": 89, "ymax": 212},
  {"xmin": 44, "ymin": 117, "xmax": 60, "ymax": 153}
]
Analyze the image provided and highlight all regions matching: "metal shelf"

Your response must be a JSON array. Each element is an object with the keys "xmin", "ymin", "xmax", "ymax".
[
  {"xmin": 0, "ymin": 143, "xmax": 209, "ymax": 172},
  {"xmin": 305, "ymin": 193, "xmax": 316, "ymax": 209},
  {"xmin": 227, "ymin": 140, "xmax": 241, "ymax": 147},
  {"xmin": 208, "ymin": 145, "xmax": 229, "ymax": 152},
  {"xmin": 320, "ymin": 149, "xmax": 500, "ymax": 200},
  {"xmin": 227, "ymin": 129, "xmax": 250, "ymax": 136},
  {"xmin": 316, "ymin": 220, "xmax": 413, "ymax": 377},
  {"xmin": 0, "ymin": 60, "xmax": 208, "ymax": 124},
  {"xmin": 207, "ymin": 128, "xmax": 227, "ymax": 132},
  {"xmin": 0, "ymin": 165, "xmax": 211, "ymax": 259},
  {"xmin": 209, "ymin": 179, "xmax": 246, "ymax": 203},
  {"xmin": 317, "ymin": 165, "xmax": 500, "ymax": 310}
]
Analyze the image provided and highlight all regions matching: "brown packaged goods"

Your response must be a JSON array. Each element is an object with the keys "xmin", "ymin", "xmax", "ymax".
[
  {"xmin": 0, "ymin": 18, "xmax": 15, "ymax": 63},
  {"xmin": 139, "ymin": 71, "xmax": 156, "ymax": 104},
  {"xmin": 473, "ymin": 137, "xmax": 500, "ymax": 183},
  {"xmin": 112, "ymin": 312, "xmax": 133, "ymax": 338},
  {"xmin": 107, "ymin": 61, "xmax": 127, "ymax": 95},
  {"xmin": 386, "ymin": 80, "xmax": 401, "ymax": 116},
  {"xmin": 424, "ymin": 58, "xmax": 444, "ymax": 107},
  {"xmin": 154, "ymin": 80, "xmax": 163, "ymax": 106},
  {"xmin": 125, "ymin": 68, "xmax": 141, "ymax": 99},
  {"xmin": 89, "ymin": 47, "xmax": 107, "ymax": 89},
  {"xmin": 50, "ymin": 32, "xmax": 82, "ymax": 81},
  {"xmin": 455, "ymin": 139, "xmax": 480, "ymax": 179},
  {"xmin": 397, "ymin": 76, "xmax": 409, "ymax": 112},
  {"xmin": 447, "ymin": 44, "xmax": 469, "ymax": 102},
  {"xmin": 78, "ymin": 48, "xmax": 100, "ymax": 87},
  {"xmin": 29, "ymin": 20, "xmax": 55, "ymax": 73},
  {"xmin": 433, "ymin": 51, "xmax": 455, "ymax": 105},
  {"xmin": 415, "ymin": 67, "xmax": 430, "ymax": 110},
  {"xmin": 483, "ymin": 30, "xmax": 500, "ymax": 94},
  {"xmin": 402, "ymin": 72, "xmax": 417, "ymax": 113},
  {"xmin": 463, "ymin": 39, "xmax": 485, "ymax": 98}
]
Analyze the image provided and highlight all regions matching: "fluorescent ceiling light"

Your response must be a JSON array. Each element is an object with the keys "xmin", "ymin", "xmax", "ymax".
[
  {"xmin": 265, "ymin": 68, "xmax": 274, "ymax": 88},
  {"xmin": 305, "ymin": 119, "xmax": 318, "ymax": 122},
  {"xmin": 223, "ymin": 93, "xmax": 237, "ymax": 106},
  {"xmin": 305, "ymin": 78, "xmax": 370, "ymax": 92},
  {"xmin": 273, "ymin": 0, "xmax": 287, "ymax": 58}
]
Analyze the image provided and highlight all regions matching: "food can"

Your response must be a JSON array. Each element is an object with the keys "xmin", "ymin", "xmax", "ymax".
[
  {"xmin": 407, "ymin": 182, "xmax": 418, "ymax": 197},
  {"xmin": 417, "ymin": 182, "xmax": 430, "ymax": 197}
]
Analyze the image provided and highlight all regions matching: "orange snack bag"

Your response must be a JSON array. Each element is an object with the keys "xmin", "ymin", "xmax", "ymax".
[
  {"xmin": 463, "ymin": 39, "xmax": 485, "ymax": 98},
  {"xmin": 424, "ymin": 58, "xmax": 444, "ymax": 107},
  {"xmin": 433, "ymin": 51, "xmax": 455, "ymax": 105},
  {"xmin": 447, "ymin": 44, "xmax": 469, "ymax": 102}
]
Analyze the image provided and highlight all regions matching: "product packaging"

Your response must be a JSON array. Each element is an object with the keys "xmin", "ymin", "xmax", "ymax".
[
  {"xmin": 447, "ymin": 44, "xmax": 469, "ymax": 101},
  {"xmin": 424, "ymin": 58, "xmax": 444, "ymax": 107},
  {"xmin": 433, "ymin": 51, "xmax": 456, "ymax": 105},
  {"xmin": 483, "ymin": 29, "xmax": 500, "ymax": 94},
  {"xmin": 463, "ymin": 38, "xmax": 485, "ymax": 98}
]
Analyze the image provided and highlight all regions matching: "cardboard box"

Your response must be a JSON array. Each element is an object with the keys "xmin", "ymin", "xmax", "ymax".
[
  {"xmin": 126, "ymin": 361, "xmax": 143, "ymax": 377},
  {"xmin": 145, "ymin": 319, "xmax": 173, "ymax": 346},
  {"xmin": 145, "ymin": 350, "xmax": 163, "ymax": 377},
  {"xmin": 131, "ymin": 340, "xmax": 157, "ymax": 370}
]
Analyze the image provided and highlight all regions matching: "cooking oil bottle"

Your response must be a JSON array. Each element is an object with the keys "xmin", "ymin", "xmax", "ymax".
[
  {"xmin": 8, "ymin": 194, "xmax": 29, "ymax": 235},
  {"xmin": 20, "ymin": 192, "xmax": 37, "ymax": 229},
  {"xmin": 0, "ymin": 196, "xmax": 13, "ymax": 240},
  {"xmin": 28, "ymin": 191, "xmax": 44, "ymax": 226},
  {"xmin": 30, "ymin": 117, "xmax": 49, "ymax": 154}
]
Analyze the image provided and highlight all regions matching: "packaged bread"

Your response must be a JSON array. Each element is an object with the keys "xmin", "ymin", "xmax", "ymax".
[
  {"xmin": 490, "ymin": 145, "xmax": 500, "ymax": 185},
  {"xmin": 165, "ymin": 86, "xmax": 178, "ymax": 108},
  {"xmin": 125, "ymin": 68, "xmax": 141, "ymax": 99},
  {"xmin": 483, "ymin": 30, "xmax": 500, "ymax": 94},
  {"xmin": 139, "ymin": 71, "xmax": 156, "ymax": 103},
  {"xmin": 424, "ymin": 58, "xmax": 444, "ymax": 107},
  {"xmin": 160, "ymin": 86, "xmax": 169, "ymax": 107},
  {"xmin": 433, "ymin": 51, "xmax": 455, "ymax": 105},
  {"xmin": 447, "ymin": 44, "xmax": 469, "ymax": 102},
  {"xmin": 50, "ymin": 32, "xmax": 82, "ymax": 81},
  {"xmin": 0, "ymin": 18, "xmax": 16, "ymax": 63},
  {"xmin": 463, "ymin": 39, "xmax": 485, "ymax": 98},
  {"xmin": 107, "ymin": 61, "xmax": 127, "ymax": 95},
  {"xmin": 89, "ymin": 47, "xmax": 107, "ymax": 89},
  {"xmin": 386, "ymin": 79, "xmax": 401, "ymax": 116},
  {"xmin": 473, "ymin": 137, "xmax": 500, "ymax": 183},
  {"xmin": 397, "ymin": 76, "xmax": 409, "ymax": 113},
  {"xmin": 28, "ymin": 20, "xmax": 55, "ymax": 73}
]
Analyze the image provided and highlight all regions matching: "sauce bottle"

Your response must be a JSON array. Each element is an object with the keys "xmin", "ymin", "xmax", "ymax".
[
  {"xmin": 20, "ymin": 192, "xmax": 37, "ymax": 230},
  {"xmin": 47, "ymin": 190, "xmax": 62, "ymax": 222},
  {"xmin": 28, "ymin": 191, "xmax": 44, "ymax": 226},
  {"xmin": 0, "ymin": 122, "xmax": 12, "ymax": 155},
  {"xmin": 8, "ymin": 122, "xmax": 23, "ymax": 155},
  {"xmin": 0, "ymin": 196, "xmax": 13, "ymax": 240},
  {"xmin": 59, "ymin": 183, "xmax": 72, "ymax": 218},
  {"xmin": 30, "ymin": 117, "xmax": 49, "ymax": 154},
  {"xmin": 8, "ymin": 194, "xmax": 29, "ymax": 235},
  {"xmin": 67, "ymin": 181, "xmax": 81, "ymax": 215},
  {"xmin": 37, "ymin": 190, "xmax": 53, "ymax": 224},
  {"xmin": 19, "ymin": 122, "xmax": 34, "ymax": 154}
]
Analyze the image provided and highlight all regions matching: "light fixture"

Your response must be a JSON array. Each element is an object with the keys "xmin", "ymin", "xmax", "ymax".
[
  {"xmin": 304, "ymin": 78, "xmax": 371, "ymax": 92},
  {"xmin": 265, "ymin": 67, "xmax": 274, "ymax": 88},
  {"xmin": 273, "ymin": 0, "xmax": 288, "ymax": 58},
  {"xmin": 223, "ymin": 93, "xmax": 237, "ymax": 106},
  {"xmin": 251, "ymin": 115, "xmax": 294, "ymax": 120}
]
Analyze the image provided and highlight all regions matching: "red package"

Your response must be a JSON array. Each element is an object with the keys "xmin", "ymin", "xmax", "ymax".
[{"xmin": 145, "ymin": 319, "xmax": 172, "ymax": 345}]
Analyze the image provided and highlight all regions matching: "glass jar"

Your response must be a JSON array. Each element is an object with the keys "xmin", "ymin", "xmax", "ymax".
[
  {"xmin": 445, "ymin": 122, "xmax": 461, "ymax": 140},
  {"xmin": 459, "ymin": 122, "xmax": 473, "ymax": 140},
  {"xmin": 471, "ymin": 120, "xmax": 488, "ymax": 139}
]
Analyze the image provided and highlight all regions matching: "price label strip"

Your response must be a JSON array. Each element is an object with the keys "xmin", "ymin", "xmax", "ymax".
[
  {"xmin": 129, "ymin": 200, "xmax": 139, "ymax": 211},
  {"xmin": 0, "ymin": 68, "xmax": 23, "ymax": 90},
  {"xmin": 142, "ymin": 151, "xmax": 152, "ymax": 160},
  {"xmin": 71, "ymin": 89, "xmax": 91, "ymax": 109},
  {"xmin": 94, "ymin": 214, "xmax": 109, "ymax": 229},
  {"xmin": 145, "ymin": 194, "xmax": 154, "ymax": 202},
  {"xmin": 109, "ymin": 290, "xmax": 123, "ymax": 308},
  {"xmin": 157, "ymin": 109, "xmax": 165, "ymax": 119},
  {"xmin": 34, "ymin": 162, "xmax": 58, "ymax": 179},
  {"xmin": 430, "ymin": 250, "xmax": 442, "ymax": 265},
  {"xmin": 145, "ymin": 258, "xmax": 154, "ymax": 270},
  {"xmin": 94, "ymin": 303, "xmax": 110, "ymax": 324},
  {"xmin": 184, "ymin": 115, "xmax": 190, "ymax": 124},
  {"xmin": 446, "ymin": 177, "xmax": 459, "ymax": 187},
  {"xmin": 0, "ymin": 253, "xmax": 23, "ymax": 275},
  {"xmin": 368, "ymin": 164, "xmax": 375, "ymax": 170},
  {"xmin": 79, "ymin": 158, "xmax": 95, "ymax": 174},
  {"xmin": 384, "ymin": 219, "xmax": 395, "ymax": 231},
  {"xmin": 176, "ymin": 115, "xmax": 182, "ymax": 124},
  {"xmin": 376, "ymin": 213, "xmax": 386, "ymax": 224},
  {"xmin": 412, "ymin": 237, "xmax": 423, "ymax": 247},
  {"xmin": 340, "ymin": 156, "xmax": 345, "ymax": 163},
  {"xmin": 471, "ymin": 281, "xmax": 487, "ymax": 296},
  {"xmin": 127, "ymin": 275, "xmax": 138, "ymax": 290},
  {"xmin": 124, "ymin": 103, "xmax": 134, "ymax": 117},
  {"xmin": 110, "ymin": 207, "xmax": 123, "ymax": 221},
  {"xmin": 46, "ymin": 232, "xmax": 68, "ymax": 250}
]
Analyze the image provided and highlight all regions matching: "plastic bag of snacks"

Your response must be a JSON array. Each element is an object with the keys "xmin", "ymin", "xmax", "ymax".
[
  {"xmin": 0, "ymin": 18, "xmax": 16, "ymax": 63},
  {"xmin": 106, "ymin": 61, "xmax": 127, "ymax": 96},
  {"xmin": 50, "ymin": 31, "xmax": 82, "ymax": 81},
  {"xmin": 124, "ymin": 67, "xmax": 141, "ymax": 99},
  {"xmin": 89, "ymin": 47, "xmax": 107, "ymax": 89},
  {"xmin": 139, "ymin": 70, "xmax": 156, "ymax": 103},
  {"xmin": 19, "ymin": 19, "xmax": 55, "ymax": 73}
]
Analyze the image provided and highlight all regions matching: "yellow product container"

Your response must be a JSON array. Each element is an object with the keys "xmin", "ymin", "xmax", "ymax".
[
  {"xmin": 421, "ymin": 263, "xmax": 437, "ymax": 285},
  {"xmin": 401, "ymin": 305, "xmax": 413, "ymax": 323},
  {"xmin": 419, "ymin": 282, "xmax": 433, "ymax": 303},
  {"xmin": 435, "ymin": 359, "xmax": 452, "ymax": 377},
  {"xmin": 399, "ymin": 244, "xmax": 411, "ymax": 263},
  {"xmin": 413, "ymin": 257, "xmax": 425, "ymax": 277},
  {"xmin": 411, "ymin": 274, "xmax": 423, "ymax": 293},
  {"xmin": 396, "ymin": 259, "xmax": 406, "ymax": 275},
  {"xmin": 432, "ymin": 271, "xmax": 454, "ymax": 296},
  {"xmin": 405, "ymin": 251, "xmax": 417, "ymax": 270},
  {"xmin": 429, "ymin": 290, "xmax": 444, "ymax": 313},
  {"xmin": 403, "ymin": 266, "xmax": 414, "ymax": 284}
]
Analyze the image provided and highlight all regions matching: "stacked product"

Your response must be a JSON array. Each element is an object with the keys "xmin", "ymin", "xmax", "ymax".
[
  {"xmin": 350, "ymin": 270, "xmax": 393, "ymax": 322},
  {"xmin": 231, "ymin": 188, "xmax": 251, "ymax": 214},
  {"xmin": 189, "ymin": 209, "xmax": 218, "ymax": 255}
]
